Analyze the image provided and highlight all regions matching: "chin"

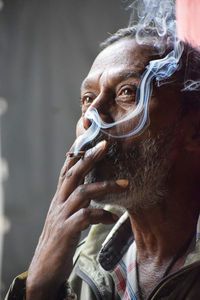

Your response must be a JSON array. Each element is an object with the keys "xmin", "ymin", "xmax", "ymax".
[
  {"xmin": 84, "ymin": 128, "xmax": 176, "ymax": 214},
  {"xmin": 91, "ymin": 181, "xmax": 167, "ymax": 215},
  {"xmin": 85, "ymin": 162, "xmax": 168, "ymax": 216}
]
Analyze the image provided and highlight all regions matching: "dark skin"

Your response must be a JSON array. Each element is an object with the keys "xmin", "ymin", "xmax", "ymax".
[
  {"xmin": 26, "ymin": 141, "xmax": 128, "ymax": 299},
  {"xmin": 26, "ymin": 38, "xmax": 200, "ymax": 300}
]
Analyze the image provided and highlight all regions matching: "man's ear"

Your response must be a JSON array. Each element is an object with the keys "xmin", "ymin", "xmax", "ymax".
[{"xmin": 182, "ymin": 111, "xmax": 200, "ymax": 152}]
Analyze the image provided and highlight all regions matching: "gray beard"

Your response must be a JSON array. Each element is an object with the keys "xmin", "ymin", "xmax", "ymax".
[{"xmin": 84, "ymin": 127, "xmax": 177, "ymax": 215}]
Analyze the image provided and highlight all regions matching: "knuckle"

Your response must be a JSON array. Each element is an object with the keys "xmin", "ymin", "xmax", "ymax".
[
  {"xmin": 59, "ymin": 161, "xmax": 67, "ymax": 176},
  {"xmin": 76, "ymin": 185, "xmax": 86, "ymax": 196},
  {"xmin": 65, "ymin": 169, "xmax": 73, "ymax": 179},
  {"xmin": 65, "ymin": 167, "xmax": 82, "ymax": 183},
  {"xmin": 100, "ymin": 181, "xmax": 109, "ymax": 189},
  {"xmin": 80, "ymin": 208, "xmax": 91, "ymax": 219}
]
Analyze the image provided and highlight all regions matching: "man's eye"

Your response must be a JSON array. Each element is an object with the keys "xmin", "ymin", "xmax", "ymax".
[
  {"xmin": 115, "ymin": 85, "xmax": 138, "ymax": 107},
  {"xmin": 82, "ymin": 95, "xmax": 93, "ymax": 105},
  {"xmin": 117, "ymin": 86, "xmax": 137, "ymax": 99},
  {"xmin": 119, "ymin": 88, "xmax": 134, "ymax": 96}
]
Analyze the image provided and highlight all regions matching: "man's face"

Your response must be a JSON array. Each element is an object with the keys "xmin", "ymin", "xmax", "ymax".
[{"xmin": 76, "ymin": 37, "xmax": 183, "ymax": 213}]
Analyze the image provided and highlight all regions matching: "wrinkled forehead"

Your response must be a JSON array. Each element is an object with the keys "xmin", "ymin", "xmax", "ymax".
[
  {"xmin": 89, "ymin": 38, "xmax": 153, "ymax": 75},
  {"xmin": 81, "ymin": 36, "xmax": 181, "ymax": 96}
]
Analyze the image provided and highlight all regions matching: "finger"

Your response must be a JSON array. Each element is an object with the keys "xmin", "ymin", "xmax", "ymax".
[
  {"xmin": 58, "ymin": 140, "xmax": 108, "ymax": 202},
  {"xmin": 57, "ymin": 142, "xmax": 83, "ymax": 190},
  {"xmin": 66, "ymin": 208, "xmax": 119, "ymax": 233},
  {"xmin": 58, "ymin": 159, "xmax": 78, "ymax": 191},
  {"xmin": 63, "ymin": 179, "xmax": 129, "ymax": 216}
]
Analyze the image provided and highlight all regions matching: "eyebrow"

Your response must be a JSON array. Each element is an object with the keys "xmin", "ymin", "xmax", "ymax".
[
  {"xmin": 81, "ymin": 80, "xmax": 94, "ymax": 91},
  {"xmin": 81, "ymin": 70, "xmax": 145, "ymax": 91},
  {"xmin": 119, "ymin": 71, "xmax": 144, "ymax": 79}
]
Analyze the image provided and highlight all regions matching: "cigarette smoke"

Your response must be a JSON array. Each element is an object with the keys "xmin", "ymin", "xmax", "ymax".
[
  {"xmin": 182, "ymin": 80, "xmax": 200, "ymax": 92},
  {"xmin": 74, "ymin": 0, "xmax": 183, "ymax": 154}
]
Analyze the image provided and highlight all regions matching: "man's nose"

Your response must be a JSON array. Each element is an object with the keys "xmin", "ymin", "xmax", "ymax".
[{"xmin": 83, "ymin": 92, "xmax": 114, "ymax": 130}]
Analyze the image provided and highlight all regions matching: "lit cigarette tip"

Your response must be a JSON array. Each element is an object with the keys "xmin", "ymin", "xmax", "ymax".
[{"xmin": 66, "ymin": 151, "xmax": 85, "ymax": 158}]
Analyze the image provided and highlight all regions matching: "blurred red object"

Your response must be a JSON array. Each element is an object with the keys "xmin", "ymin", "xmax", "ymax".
[{"xmin": 176, "ymin": 0, "xmax": 200, "ymax": 48}]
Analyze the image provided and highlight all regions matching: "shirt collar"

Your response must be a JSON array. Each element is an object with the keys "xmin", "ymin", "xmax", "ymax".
[{"xmin": 98, "ymin": 212, "xmax": 200, "ymax": 271}]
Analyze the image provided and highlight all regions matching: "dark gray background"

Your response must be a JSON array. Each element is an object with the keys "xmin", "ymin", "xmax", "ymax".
[{"xmin": 0, "ymin": 0, "xmax": 129, "ymax": 297}]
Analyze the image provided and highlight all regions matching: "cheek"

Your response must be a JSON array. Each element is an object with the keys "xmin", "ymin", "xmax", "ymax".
[
  {"xmin": 113, "ymin": 111, "xmax": 144, "ymax": 137},
  {"xmin": 76, "ymin": 118, "xmax": 84, "ymax": 137},
  {"xmin": 148, "ymin": 94, "xmax": 181, "ymax": 133}
]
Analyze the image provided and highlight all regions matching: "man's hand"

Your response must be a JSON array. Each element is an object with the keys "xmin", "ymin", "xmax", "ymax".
[{"xmin": 26, "ymin": 140, "xmax": 128, "ymax": 300}]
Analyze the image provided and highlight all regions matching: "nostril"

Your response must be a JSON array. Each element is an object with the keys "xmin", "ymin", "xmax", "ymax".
[{"xmin": 83, "ymin": 116, "xmax": 92, "ymax": 130}]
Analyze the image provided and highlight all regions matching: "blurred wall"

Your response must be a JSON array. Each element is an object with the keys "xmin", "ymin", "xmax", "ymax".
[{"xmin": 0, "ymin": 0, "xmax": 129, "ymax": 297}]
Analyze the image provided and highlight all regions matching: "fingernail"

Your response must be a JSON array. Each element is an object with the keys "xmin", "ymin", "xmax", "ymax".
[
  {"xmin": 116, "ymin": 179, "xmax": 129, "ymax": 188},
  {"xmin": 95, "ymin": 140, "xmax": 107, "ymax": 150},
  {"xmin": 84, "ymin": 140, "xmax": 107, "ymax": 158}
]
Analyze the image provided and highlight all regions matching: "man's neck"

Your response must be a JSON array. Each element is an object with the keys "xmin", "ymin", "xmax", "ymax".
[
  {"xmin": 128, "ymin": 195, "xmax": 199, "ymax": 299},
  {"xmin": 129, "ymin": 195, "xmax": 198, "ymax": 259}
]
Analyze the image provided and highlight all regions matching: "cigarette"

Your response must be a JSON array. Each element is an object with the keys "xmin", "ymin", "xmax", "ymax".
[{"xmin": 66, "ymin": 151, "xmax": 85, "ymax": 158}]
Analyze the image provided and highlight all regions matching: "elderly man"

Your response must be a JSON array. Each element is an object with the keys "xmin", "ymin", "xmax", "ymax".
[{"xmin": 6, "ymin": 26, "xmax": 200, "ymax": 300}]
